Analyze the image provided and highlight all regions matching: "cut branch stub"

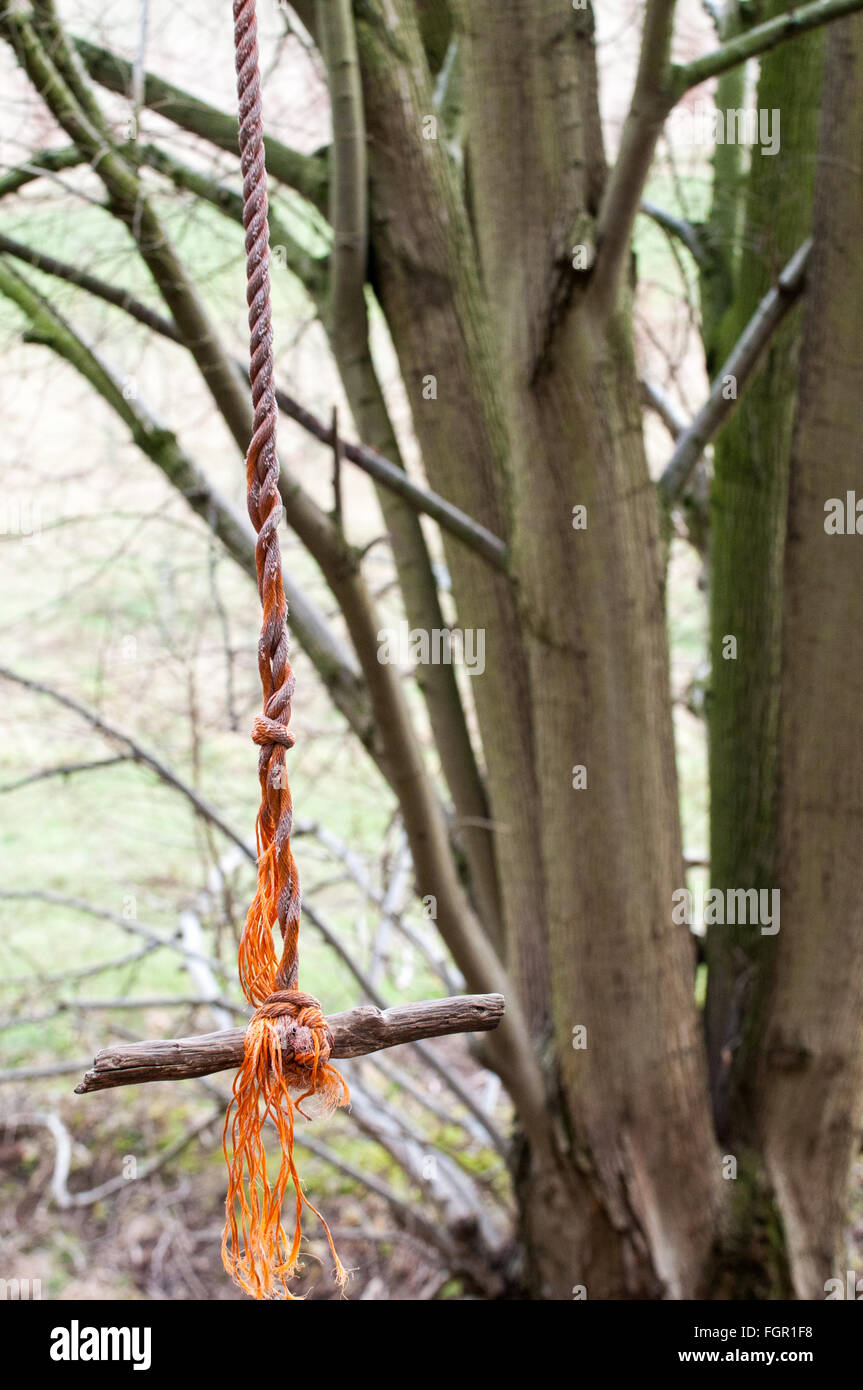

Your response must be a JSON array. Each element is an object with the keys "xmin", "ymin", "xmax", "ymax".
[{"xmin": 75, "ymin": 993, "xmax": 505, "ymax": 1094}]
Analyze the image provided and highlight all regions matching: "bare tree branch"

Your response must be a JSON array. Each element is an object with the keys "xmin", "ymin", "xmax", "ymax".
[
  {"xmin": 301, "ymin": 900, "xmax": 506, "ymax": 1155},
  {"xmin": 670, "ymin": 0, "xmax": 863, "ymax": 96},
  {"xmin": 134, "ymin": 142, "xmax": 328, "ymax": 298},
  {"xmin": 68, "ymin": 28, "xmax": 509, "ymax": 580},
  {"xmin": 6, "ymin": 1106, "xmax": 223, "ymax": 1208},
  {"xmin": 295, "ymin": 820, "xmax": 457, "ymax": 989},
  {"xmin": 1, "ymin": 14, "xmax": 256, "ymax": 452},
  {"xmin": 293, "ymin": 1127, "xmax": 460, "ymax": 1265},
  {"xmin": 640, "ymin": 377, "xmax": 688, "ymax": 441},
  {"xmin": 659, "ymin": 240, "xmax": 810, "ymax": 503},
  {"xmin": 0, "ymin": 663, "xmax": 256, "ymax": 858},
  {"xmin": 0, "ymin": 753, "xmax": 130, "ymax": 794},
  {"xmin": 2, "ymin": 941, "xmax": 162, "ymax": 989},
  {"xmin": 30, "ymin": 0, "xmax": 106, "ymax": 126},
  {"xmin": 640, "ymin": 200, "xmax": 706, "ymax": 266},
  {"xmin": 317, "ymin": 0, "xmax": 367, "ymax": 347},
  {"xmin": 0, "ymin": 229, "xmax": 182, "ymax": 337},
  {"xmin": 0, "ymin": 229, "xmax": 504, "ymax": 566},
  {"xmin": 3, "ymin": 995, "xmax": 246, "ymax": 1020},
  {"xmin": 345, "ymin": 1076, "xmax": 506, "ymax": 1281},
  {"xmin": 0, "ymin": 890, "xmax": 229, "ymax": 977},
  {"xmin": 589, "ymin": 0, "xmax": 678, "ymax": 319},
  {"xmin": 0, "ymin": 260, "xmax": 374, "ymax": 746},
  {"xmin": 0, "ymin": 1060, "xmax": 92, "ymax": 1083},
  {"xmin": 592, "ymin": 0, "xmax": 863, "ymax": 320},
  {"xmin": 71, "ymin": 35, "xmax": 329, "ymax": 212},
  {"xmin": 274, "ymin": 389, "xmax": 507, "ymax": 568},
  {"xmin": 0, "ymin": 143, "xmax": 83, "ymax": 198},
  {"xmin": 369, "ymin": 1050, "xmax": 488, "ymax": 1145},
  {"xmin": 9, "ymin": 10, "xmax": 383, "ymax": 651}
]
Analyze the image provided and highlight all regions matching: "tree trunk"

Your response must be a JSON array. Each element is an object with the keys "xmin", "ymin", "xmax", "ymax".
[
  {"xmin": 754, "ymin": 14, "xmax": 863, "ymax": 1298},
  {"xmin": 448, "ymin": 0, "xmax": 724, "ymax": 1298},
  {"xmin": 706, "ymin": 1, "xmax": 824, "ymax": 1144}
]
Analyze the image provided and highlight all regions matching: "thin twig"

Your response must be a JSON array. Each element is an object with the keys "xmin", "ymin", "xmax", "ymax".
[
  {"xmin": 640, "ymin": 200, "xmax": 706, "ymax": 266},
  {"xmin": 0, "ymin": 665, "xmax": 255, "ymax": 859},
  {"xmin": 0, "ymin": 754, "xmax": 130, "ymax": 794},
  {"xmin": 0, "ymin": 231, "xmax": 506, "ymax": 567},
  {"xmin": 331, "ymin": 404, "xmax": 343, "ymax": 528},
  {"xmin": 0, "ymin": 889, "xmax": 230, "ymax": 978}
]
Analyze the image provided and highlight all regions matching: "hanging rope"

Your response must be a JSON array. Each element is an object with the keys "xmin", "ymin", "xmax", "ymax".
[{"xmin": 223, "ymin": 0, "xmax": 349, "ymax": 1301}]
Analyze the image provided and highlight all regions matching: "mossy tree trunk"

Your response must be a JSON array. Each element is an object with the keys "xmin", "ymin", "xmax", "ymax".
[
  {"xmin": 700, "ymin": 1, "xmax": 825, "ymax": 1294},
  {"xmin": 754, "ymin": 13, "xmax": 863, "ymax": 1297}
]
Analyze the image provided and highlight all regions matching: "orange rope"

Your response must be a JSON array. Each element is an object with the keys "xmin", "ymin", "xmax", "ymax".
[
  {"xmin": 224, "ymin": 0, "xmax": 349, "ymax": 1301},
  {"xmin": 223, "ymin": 993, "xmax": 349, "ymax": 1300}
]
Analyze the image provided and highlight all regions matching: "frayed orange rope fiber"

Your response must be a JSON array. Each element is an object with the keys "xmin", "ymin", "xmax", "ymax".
[
  {"xmin": 222, "ymin": 991, "xmax": 349, "ymax": 1300},
  {"xmin": 225, "ymin": 0, "xmax": 349, "ymax": 1301}
]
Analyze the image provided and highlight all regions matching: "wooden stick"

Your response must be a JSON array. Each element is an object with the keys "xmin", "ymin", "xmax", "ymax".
[{"xmin": 75, "ymin": 993, "xmax": 505, "ymax": 1094}]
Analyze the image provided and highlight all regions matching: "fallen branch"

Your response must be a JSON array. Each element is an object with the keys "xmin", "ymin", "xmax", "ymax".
[
  {"xmin": 76, "ymin": 993, "xmax": 505, "ymax": 1093},
  {"xmin": 6, "ymin": 1107, "xmax": 223, "ymax": 1208}
]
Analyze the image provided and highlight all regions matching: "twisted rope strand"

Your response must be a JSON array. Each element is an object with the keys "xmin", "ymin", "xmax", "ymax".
[
  {"xmin": 224, "ymin": 0, "xmax": 349, "ymax": 1301},
  {"xmin": 234, "ymin": 0, "xmax": 295, "ymax": 1003}
]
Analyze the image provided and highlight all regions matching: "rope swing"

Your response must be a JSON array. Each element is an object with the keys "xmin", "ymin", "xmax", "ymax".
[{"xmin": 222, "ymin": 0, "xmax": 350, "ymax": 1300}]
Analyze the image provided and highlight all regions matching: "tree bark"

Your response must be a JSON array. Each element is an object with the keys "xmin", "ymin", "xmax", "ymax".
[
  {"xmin": 450, "ymin": 0, "xmax": 723, "ymax": 1298},
  {"xmin": 706, "ymin": 1, "xmax": 824, "ymax": 1146},
  {"xmin": 754, "ymin": 13, "xmax": 863, "ymax": 1298}
]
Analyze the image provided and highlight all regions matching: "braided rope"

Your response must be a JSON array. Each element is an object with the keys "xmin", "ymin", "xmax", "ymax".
[
  {"xmin": 234, "ymin": 0, "xmax": 298, "ymax": 1003},
  {"xmin": 224, "ymin": 0, "xmax": 349, "ymax": 1301}
]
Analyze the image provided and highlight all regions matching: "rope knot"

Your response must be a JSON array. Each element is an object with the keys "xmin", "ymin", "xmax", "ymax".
[
  {"xmin": 251, "ymin": 713, "xmax": 295, "ymax": 750},
  {"xmin": 223, "ymin": 984, "xmax": 349, "ymax": 1299},
  {"xmin": 256, "ymin": 989, "xmax": 334, "ymax": 1098}
]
